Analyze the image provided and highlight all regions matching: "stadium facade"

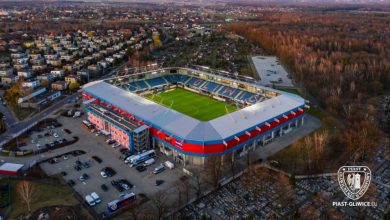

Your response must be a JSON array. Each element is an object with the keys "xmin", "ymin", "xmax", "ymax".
[{"xmin": 82, "ymin": 67, "xmax": 307, "ymax": 165}]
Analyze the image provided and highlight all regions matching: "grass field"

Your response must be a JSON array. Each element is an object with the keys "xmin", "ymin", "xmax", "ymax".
[
  {"xmin": 146, "ymin": 88, "xmax": 238, "ymax": 121},
  {"xmin": 0, "ymin": 178, "xmax": 93, "ymax": 219}
]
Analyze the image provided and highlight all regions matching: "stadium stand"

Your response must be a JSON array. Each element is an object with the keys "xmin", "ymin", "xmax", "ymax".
[
  {"xmin": 122, "ymin": 74, "xmax": 265, "ymax": 105},
  {"xmin": 145, "ymin": 77, "xmax": 167, "ymax": 87}
]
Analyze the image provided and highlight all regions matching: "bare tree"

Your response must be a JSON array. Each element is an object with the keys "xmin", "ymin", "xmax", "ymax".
[
  {"xmin": 17, "ymin": 181, "xmax": 38, "ymax": 213},
  {"xmin": 150, "ymin": 190, "xmax": 170, "ymax": 220},
  {"xmin": 177, "ymin": 177, "xmax": 191, "ymax": 203},
  {"xmin": 206, "ymin": 156, "xmax": 223, "ymax": 188},
  {"xmin": 128, "ymin": 199, "xmax": 147, "ymax": 220},
  {"xmin": 191, "ymin": 168, "xmax": 204, "ymax": 199}
]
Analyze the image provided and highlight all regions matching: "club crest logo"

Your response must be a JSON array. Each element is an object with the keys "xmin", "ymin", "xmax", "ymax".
[{"xmin": 338, "ymin": 166, "xmax": 371, "ymax": 200}]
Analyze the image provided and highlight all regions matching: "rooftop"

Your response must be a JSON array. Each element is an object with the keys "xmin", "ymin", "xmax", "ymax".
[{"xmin": 83, "ymin": 77, "xmax": 305, "ymax": 142}]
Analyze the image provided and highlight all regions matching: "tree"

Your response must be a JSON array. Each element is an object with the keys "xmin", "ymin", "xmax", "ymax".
[
  {"xmin": 127, "ymin": 199, "xmax": 147, "ymax": 220},
  {"xmin": 17, "ymin": 181, "xmax": 38, "ymax": 213},
  {"xmin": 0, "ymin": 112, "xmax": 6, "ymax": 133},
  {"xmin": 192, "ymin": 168, "xmax": 204, "ymax": 199},
  {"xmin": 69, "ymin": 81, "xmax": 80, "ymax": 91},
  {"xmin": 150, "ymin": 190, "xmax": 170, "ymax": 220},
  {"xmin": 206, "ymin": 156, "xmax": 223, "ymax": 188},
  {"xmin": 4, "ymin": 81, "xmax": 23, "ymax": 107}
]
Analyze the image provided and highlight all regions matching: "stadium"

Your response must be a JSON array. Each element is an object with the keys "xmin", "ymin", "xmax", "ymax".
[{"xmin": 81, "ymin": 67, "xmax": 307, "ymax": 165}]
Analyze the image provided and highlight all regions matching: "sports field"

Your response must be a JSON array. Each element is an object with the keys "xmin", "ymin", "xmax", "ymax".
[{"xmin": 146, "ymin": 88, "xmax": 238, "ymax": 121}]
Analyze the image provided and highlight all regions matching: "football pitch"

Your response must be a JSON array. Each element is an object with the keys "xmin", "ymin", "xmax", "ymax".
[{"xmin": 145, "ymin": 88, "xmax": 238, "ymax": 121}]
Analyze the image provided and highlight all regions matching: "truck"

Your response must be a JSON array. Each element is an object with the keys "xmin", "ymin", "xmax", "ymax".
[
  {"xmin": 85, "ymin": 195, "xmax": 96, "ymax": 206},
  {"xmin": 164, "ymin": 161, "xmax": 175, "ymax": 169},
  {"xmin": 91, "ymin": 192, "xmax": 101, "ymax": 204}
]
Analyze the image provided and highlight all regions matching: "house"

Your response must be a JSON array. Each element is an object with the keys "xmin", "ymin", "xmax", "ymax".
[
  {"xmin": 31, "ymin": 64, "xmax": 47, "ymax": 71},
  {"xmin": 50, "ymin": 70, "xmax": 64, "ymax": 78},
  {"xmin": 17, "ymin": 87, "xmax": 46, "ymax": 104},
  {"xmin": 47, "ymin": 59, "xmax": 62, "ymax": 67},
  {"xmin": 13, "ymin": 57, "xmax": 29, "ymax": 64},
  {"xmin": 30, "ymin": 58, "xmax": 45, "ymax": 65},
  {"xmin": 19, "ymin": 90, "xmax": 62, "ymax": 109},
  {"xmin": 10, "ymin": 53, "xmax": 26, "ymax": 59},
  {"xmin": 22, "ymin": 78, "xmax": 40, "ymax": 88},
  {"xmin": 28, "ymin": 54, "xmax": 42, "ymax": 59},
  {"xmin": 37, "ymin": 73, "xmax": 54, "ymax": 83},
  {"xmin": 1, "ymin": 75, "xmax": 19, "ymax": 85},
  {"xmin": 105, "ymin": 57, "xmax": 115, "ymax": 63},
  {"xmin": 17, "ymin": 71, "xmax": 33, "ymax": 79},
  {"xmin": 65, "ymin": 75, "xmax": 78, "ymax": 84},
  {"xmin": 13, "ymin": 63, "xmax": 29, "ymax": 70},
  {"xmin": 0, "ymin": 63, "xmax": 10, "ymax": 69},
  {"xmin": 51, "ymin": 81, "xmax": 69, "ymax": 91},
  {"xmin": 44, "ymin": 54, "xmax": 59, "ymax": 60},
  {"xmin": 0, "ymin": 68, "xmax": 13, "ymax": 76},
  {"xmin": 98, "ymin": 61, "xmax": 108, "ymax": 69},
  {"xmin": 88, "ymin": 64, "xmax": 101, "ymax": 73}
]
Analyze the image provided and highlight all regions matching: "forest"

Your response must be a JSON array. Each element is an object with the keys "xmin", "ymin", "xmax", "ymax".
[{"xmin": 227, "ymin": 11, "xmax": 390, "ymax": 173}]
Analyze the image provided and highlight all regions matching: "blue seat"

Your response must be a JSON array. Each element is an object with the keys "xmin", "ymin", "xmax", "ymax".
[
  {"xmin": 218, "ymin": 86, "xmax": 240, "ymax": 98},
  {"xmin": 187, "ymin": 77, "xmax": 205, "ymax": 88},
  {"xmin": 145, "ymin": 77, "xmax": 167, "ymax": 87},
  {"xmin": 202, "ymin": 81, "xmax": 219, "ymax": 92},
  {"xmin": 135, "ymin": 80, "xmax": 149, "ymax": 89}
]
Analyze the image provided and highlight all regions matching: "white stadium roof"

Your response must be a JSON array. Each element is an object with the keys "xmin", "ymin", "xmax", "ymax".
[{"xmin": 83, "ymin": 80, "xmax": 305, "ymax": 142}]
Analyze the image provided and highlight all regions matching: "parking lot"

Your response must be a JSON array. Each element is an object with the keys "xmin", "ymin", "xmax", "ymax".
[
  {"xmin": 19, "ymin": 121, "xmax": 75, "ymax": 152},
  {"xmin": 40, "ymin": 115, "xmax": 186, "ymax": 216}
]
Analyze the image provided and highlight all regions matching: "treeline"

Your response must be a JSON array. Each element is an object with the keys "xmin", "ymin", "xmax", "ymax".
[
  {"xmin": 227, "ymin": 12, "xmax": 390, "ymax": 115},
  {"xmin": 227, "ymin": 11, "xmax": 390, "ymax": 171}
]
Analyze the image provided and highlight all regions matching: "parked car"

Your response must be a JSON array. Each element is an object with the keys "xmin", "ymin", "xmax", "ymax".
[
  {"xmin": 136, "ymin": 165, "xmax": 147, "ymax": 172},
  {"xmin": 153, "ymin": 164, "xmax": 165, "ymax": 174},
  {"xmin": 155, "ymin": 180, "xmax": 164, "ymax": 186},
  {"xmin": 74, "ymin": 165, "xmax": 82, "ymax": 171},
  {"xmin": 111, "ymin": 180, "xmax": 124, "ymax": 192},
  {"xmin": 119, "ymin": 179, "xmax": 133, "ymax": 189},
  {"xmin": 92, "ymin": 156, "xmax": 102, "ymax": 163},
  {"xmin": 102, "ymin": 167, "xmax": 116, "ymax": 177},
  {"xmin": 79, "ymin": 173, "xmax": 89, "ymax": 181},
  {"xmin": 68, "ymin": 180, "xmax": 76, "ymax": 187},
  {"xmin": 100, "ymin": 171, "xmax": 108, "ymax": 178},
  {"xmin": 63, "ymin": 128, "xmax": 72, "ymax": 134},
  {"xmin": 61, "ymin": 171, "xmax": 67, "ymax": 176},
  {"xmin": 82, "ymin": 162, "xmax": 90, "ymax": 168},
  {"xmin": 53, "ymin": 133, "xmax": 59, "ymax": 138},
  {"xmin": 101, "ymin": 184, "xmax": 109, "ymax": 192}
]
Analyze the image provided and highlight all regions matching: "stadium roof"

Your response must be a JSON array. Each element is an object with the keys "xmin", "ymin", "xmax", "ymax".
[{"xmin": 83, "ymin": 80, "xmax": 305, "ymax": 142}]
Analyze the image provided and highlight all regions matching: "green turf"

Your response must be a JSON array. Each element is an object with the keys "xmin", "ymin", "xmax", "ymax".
[{"xmin": 146, "ymin": 88, "xmax": 238, "ymax": 121}]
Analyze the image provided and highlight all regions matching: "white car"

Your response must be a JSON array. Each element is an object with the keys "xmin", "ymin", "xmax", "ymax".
[
  {"xmin": 63, "ymin": 155, "xmax": 68, "ymax": 160},
  {"xmin": 53, "ymin": 133, "xmax": 59, "ymax": 138},
  {"xmin": 100, "ymin": 171, "xmax": 107, "ymax": 178}
]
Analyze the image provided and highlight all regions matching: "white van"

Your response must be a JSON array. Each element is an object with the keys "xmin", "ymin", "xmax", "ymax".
[
  {"xmin": 164, "ymin": 161, "xmax": 175, "ymax": 169},
  {"xmin": 85, "ymin": 195, "xmax": 96, "ymax": 206},
  {"xmin": 90, "ymin": 192, "xmax": 101, "ymax": 204},
  {"xmin": 144, "ymin": 158, "xmax": 155, "ymax": 166}
]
